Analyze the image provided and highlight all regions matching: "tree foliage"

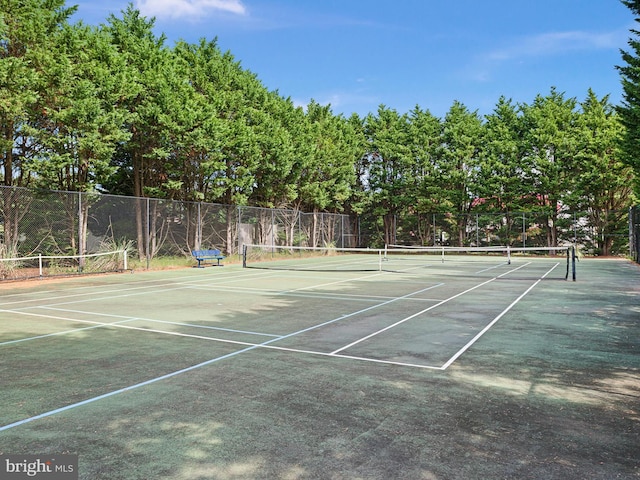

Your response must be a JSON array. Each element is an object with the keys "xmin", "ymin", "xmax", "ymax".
[
  {"xmin": 618, "ymin": 0, "xmax": 640, "ymax": 195},
  {"xmin": 0, "ymin": 1, "xmax": 635, "ymax": 254}
]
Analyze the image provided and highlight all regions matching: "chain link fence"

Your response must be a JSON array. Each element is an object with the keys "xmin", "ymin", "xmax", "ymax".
[
  {"xmin": 354, "ymin": 209, "xmax": 631, "ymax": 256},
  {"xmin": 630, "ymin": 205, "xmax": 640, "ymax": 263},
  {"xmin": 0, "ymin": 187, "xmax": 352, "ymax": 278},
  {"xmin": 1, "ymin": 186, "xmax": 634, "ymax": 280}
]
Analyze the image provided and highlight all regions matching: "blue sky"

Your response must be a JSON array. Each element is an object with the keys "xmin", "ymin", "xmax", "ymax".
[{"xmin": 73, "ymin": 0, "xmax": 631, "ymax": 118}]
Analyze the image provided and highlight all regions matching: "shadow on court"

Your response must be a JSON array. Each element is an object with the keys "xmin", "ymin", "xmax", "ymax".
[{"xmin": 0, "ymin": 258, "xmax": 638, "ymax": 479}]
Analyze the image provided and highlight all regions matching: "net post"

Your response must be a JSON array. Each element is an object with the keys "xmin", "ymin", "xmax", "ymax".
[
  {"xmin": 507, "ymin": 245, "xmax": 511, "ymax": 265},
  {"xmin": 39, "ymin": 254, "xmax": 43, "ymax": 277},
  {"xmin": 441, "ymin": 246, "xmax": 445, "ymax": 263},
  {"xmin": 123, "ymin": 249, "xmax": 128, "ymax": 271},
  {"xmin": 379, "ymin": 249, "xmax": 382, "ymax": 271},
  {"xmin": 242, "ymin": 244, "xmax": 247, "ymax": 268},
  {"xmin": 565, "ymin": 246, "xmax": 570, "ymax": 280},
  {"xmin": 572, "ymin": 246, "xmax": 577, "ymax": 281}
]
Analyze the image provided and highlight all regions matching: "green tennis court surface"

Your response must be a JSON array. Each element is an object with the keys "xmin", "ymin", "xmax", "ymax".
[{"xmin": 0, "ymin": 256, "xmax": 638, "ymax": 479}]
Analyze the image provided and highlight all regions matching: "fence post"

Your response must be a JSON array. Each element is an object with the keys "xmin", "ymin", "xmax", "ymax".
[
  {"xmin": 146, "ymin": 197, "xmax": 150, "ymax": 270},
  {"xmin": 237, "ymin": 205, "xmax": 242, "ymax": 255},
  {"xmin": 476, "ymin": 213, "xmax": 479, "ymax": 246},
  {"xmin": 196, "ymin": 202, "xmax": 202, "ymax": 251},
  {"xmin": 433, "ymin": 213, "xmax": 436, "ymax": 246},
  {"xmin": 630, "ymin": 206, "xmax": 634, "ymax": 261},
  {"xmin": 77, "ymin": 192, "xmax": 85, "ymax": 272}
]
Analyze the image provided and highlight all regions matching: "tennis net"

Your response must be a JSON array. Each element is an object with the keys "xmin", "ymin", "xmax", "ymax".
[
  {"xmin": 242, "ymin": 244, "xmax": 576, "ymax": 280},
  {"xmin": 0, "ymin": 249, "xmax": 128, "ymax": 282}
]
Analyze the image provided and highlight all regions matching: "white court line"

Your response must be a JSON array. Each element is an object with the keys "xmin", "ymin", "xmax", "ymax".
[
  {"xmin": 0, "ymin": 281, "xmax": 443, "ymax": 432},
  {"xmin": 186, "ymin": 285, "xmax": 438, "ymax": 304},
  {"xmin": 0, "ymin": 283, "xmax": 190, "ymax": 308},
  {"xmin": 475, "ymin": 262, "xmax": 509, "ymax": 274},
  {"xmin": 0, "ymin": 267, "xmax": 278, "ymax": 308},
  {"xmin": 0, "ymin": 342, "xmax": 263, "ymax": 433},
  {"xmin": 1, "ymin": 279, "xmax": 444, "ymax": 353},
  {"xmin": 276, "ymin": 269, "xmax": 391, "ymax": 293},
  {"xmin": 11, "ymin": 269, "xmax": 280, "ymax": 308},
  {"xmin": 0, "ymin": 309, "xmax": 263, "ymax": 348},
  {"xmin": 39, "ymin": 306, "xmax": 281, "ymax": 338},
  {"xmin": 332, "ymin": 352, "xmax": 443, "ymax": 370},
  {"xmin": 253, "ymin": 344, "xmax": 444, "ymax": 370},
  {"xmin": 330, "ymin": 262, "xmax": 533, "ymax": 355},
  {"xmin": 4, "ymin": 284, "xmax": 197, "ymax": 311},
  {"xmin": 0, "ymin": 262, "xmax": 557, "ymax": 432},
  {"xmin": 252, "ymin": 263, "xmax": 554, "ymax": 369},
  {"xmin": 0, "ymin": 319, "xmax": 140, "ymax": 346},
  {"xmin": 0, "ymin": 266, "xmax": 439, "ymax": 348},
  {"xmin": 4, "ymin": 266, "xmax": 428, "ymax": 314},
  {"xmin": 1, "ymin": 264, "xmax": 385, "ymax": 311},
  {"xmin": 440, "ymin": 262, "xmax": 559, "ymax": 369},
  {"xmin": 6, "ymin": 272, "xmax": 284, "ymax": 311}
]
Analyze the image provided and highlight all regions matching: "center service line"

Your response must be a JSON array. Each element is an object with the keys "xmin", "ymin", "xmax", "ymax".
[
  {"xmin": 440, "ymin": 262, "xmax": 560, "ymax": 370},
  {"xmin": 331, "ymin": 262, "xmax": 533, "ymax": 355}
]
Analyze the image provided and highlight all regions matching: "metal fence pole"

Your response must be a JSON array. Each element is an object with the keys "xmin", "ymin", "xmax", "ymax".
[
  {"xmin": 77, "ymin": 192, "xmax": 85, "ymax": 271},
  {"xmin": 196, "ymin": 202, "xmax": 202, "ymax": 251},
  {"xmin": 146, "ymin": 197, "xmax": 151, "ymax": 270},
  {"xmin": 630, "ymin": 206, "xmax": 634, "ymax": 261}
]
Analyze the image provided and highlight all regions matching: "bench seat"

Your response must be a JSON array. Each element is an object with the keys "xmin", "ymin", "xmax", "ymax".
[{"xmin": 192, "ymin": 249, "xmax": 225, "ymax": 268}]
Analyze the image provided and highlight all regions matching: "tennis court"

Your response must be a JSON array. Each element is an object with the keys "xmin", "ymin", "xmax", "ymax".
[{"xmin": 0, "ymin": 252, "xmax": 638, "ymax": 479}]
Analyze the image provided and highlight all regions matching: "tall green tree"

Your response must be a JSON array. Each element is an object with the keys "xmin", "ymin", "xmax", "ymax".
[
  {"xmin": 363, "ymin": 105, "xmax": 413, "ymax": 246},
  {"xmin": 346, "ymin": 112, "xmax": 371, "ymax": 246},
  {"xmin": 0, "ymin": 0, "xmax": 76, "ymax": 254},
  {"xmin": 104, "ymin": 5, "xmax": 172, "ymax": 259},
  {"xmin": 31, "ymin": 23, "xmax": 130, "ymax": 192},
  {"xmin": 574, "ymin": 90, "xmax": 633, "ymax": 255},
  {"xmin": 295, "ymin": 101, "xmax": 358, "ymax": 246},
  {"xmin": 407, "ymin": 105, "xmax": 441, "ymax": 245},
  {"xmin": 165, "ymin": 39, "xmax": 227, "ymax": 204},
  {"xmin": 520, "ymin": 88, "xmax": 579, "ymax": 247},
  {"xmin": 476, "ymin": 97, "xmax": 528, "ymax": 244},
  {"xmin": 0, "ymin": 0, "xmax": 77, "ymax": 187},
  {"xmin": 437, "ymin": 101, "xmax": 483, "ymax": 246},
  {"xmin": 212, "ymin": 52, "xmax": 276, "ymax": 248},
  {"xmin": 27, "ymin": 22, "xmax": 131, "ymax": 257},
  {"xmin": 248, "ymin": 90, "xmax": 297, "ymax": 209},
  {"xmin": 617, "ymin": 0, "xmax": 640, "ymax": 195}
]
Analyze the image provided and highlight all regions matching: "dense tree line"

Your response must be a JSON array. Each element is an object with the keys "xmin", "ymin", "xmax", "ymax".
[{"xmin": 1, "ymin": 1, "xmax": 636, "ymax": 254}]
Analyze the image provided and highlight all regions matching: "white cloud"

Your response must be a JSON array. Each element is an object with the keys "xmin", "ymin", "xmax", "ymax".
[
  {"xmin": 486, "ymin": 29, "xmax": 625, "ymax": 63},
  {"xmin": 468, "ymin": 27, "xmax": 627, "ymax": 83},
  {"xmin": 136, "ymin": 0, "xmax": 246, "ymax": 20}
]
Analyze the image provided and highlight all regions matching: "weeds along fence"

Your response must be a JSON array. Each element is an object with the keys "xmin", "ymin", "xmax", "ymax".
[{"xmin": 0, "ymin": 187, "xmax": 352, "ymax": 272}]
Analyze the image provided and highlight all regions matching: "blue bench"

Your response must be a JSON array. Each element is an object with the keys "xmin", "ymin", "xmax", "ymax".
[{"xmin": 192, "ymin": 249, "xmax": 225, "ymax": 268}]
